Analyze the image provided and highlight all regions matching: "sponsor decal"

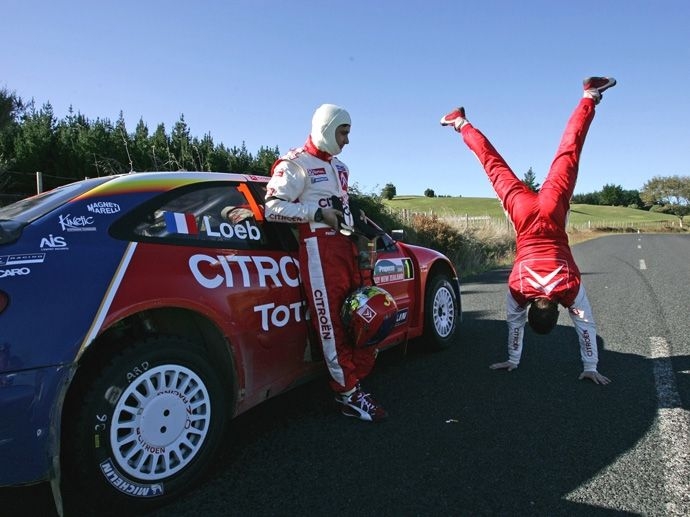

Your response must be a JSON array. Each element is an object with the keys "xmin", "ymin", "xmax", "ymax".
[
  {"xmin": 58, "ymin": 213, "xmax": 97, "ymax": 232},
  {"xmin": 0, "ymin": 253, "xmax": 45, "ymax": 266},
  {"xmin": 266, "ymin": 213, "xmax": 303, "ymax": 223},
  {"xmin": 582, "ymin": 329, "xmax": 594, "ymax": 357},
  {"xmin": 189, "ymin": 254, "xmax": 301, "ymax": 289},
  {"xmin": 357, "ymin": 304, "xmax": 377, "ymax": 323},
  {"xmin": 164, "ymin": 212, "xmax": 198, "ymax": 235},
  {"xmin": 243, "ymin": 174, "xmax": 267, "ymax": 182},
  {"xmin": 373, "ymin": 258, "xmax": 413, "ymax": 283},
  {"xmin": 0, "ymin": 267, "xmax": 30, "ymax": 279},
  {"xmin": 313, "ymin": 289, "xmax": 333, "ymax": 340},
  {"xmin": 394, "ymin": 308, "xmax": 409, "ymax": 325},
  {"xmin": 254, "ymin": 300, "xmax": 306, "ymax": 331},
  {"xmin": 40, "ymin": 234, "xmax": 69, "ymax": 251},
  {"xmin": 511, "ymin": 328, "xmax": 520, "ymax": 351},
  {"xmin": 86, "ymin": 201, "xmax": 121, "ymax": 214},
  {"xmin": 100, "ymin": 459, "xmax": 164, "ymax": 498},
  {"xmin": 308, "ymin": 167, "xmax": 328, "ymax": 184},
  {"xmin": 335, "ymin": 165, "xmax": 348, "ymax": 191},
  {"xmin": 518, "ymin": 258, "xmax": 569, "ymax": 296},
  {"xmin": 569, "ymin": 307, "xmax": 586, "ymax": 319},
  {"xmin": 191, "ymin": 253, "xmax": 308, "ymax": 331},
  {"xmin": 201, "ymin": 217, "xmax": 261, "ymax": 240}
]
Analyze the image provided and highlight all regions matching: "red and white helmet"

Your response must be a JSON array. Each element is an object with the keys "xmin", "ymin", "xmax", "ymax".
[{"xmin": 341, "ymin": 286, "xmax": 398, "ymax": 348}]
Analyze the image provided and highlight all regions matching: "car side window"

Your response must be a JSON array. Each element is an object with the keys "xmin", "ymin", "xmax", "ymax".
[{"xmin": 111, "ymin": 182, "xmax": 288, "ymax": 251}]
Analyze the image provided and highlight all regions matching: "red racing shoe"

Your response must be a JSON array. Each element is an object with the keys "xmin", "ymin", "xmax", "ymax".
[
  {"xmin": 440, "ymin": 107, "xmax": 468, "ymax": 131},
  {"xmin": 583, "ymin": 77, "xmax": 617, "ymax": 103},
  {"xmin": 337, "ymin": 387, "xmax": 388, "ymax": 422}
]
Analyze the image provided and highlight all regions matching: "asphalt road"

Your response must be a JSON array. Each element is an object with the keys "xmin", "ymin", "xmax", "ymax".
[{"xmin": 3, "ymin": 233, "xmax": 689, "ymax": 516}]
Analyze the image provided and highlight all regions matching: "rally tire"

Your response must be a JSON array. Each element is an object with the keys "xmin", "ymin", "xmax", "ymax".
[
  {"xmin": 62, "ymin": 336, "xmax": 229, "ymax": 515},
  {"xmin": 423, "ymin": 274, "xmax": 459, "ymax": 351}
]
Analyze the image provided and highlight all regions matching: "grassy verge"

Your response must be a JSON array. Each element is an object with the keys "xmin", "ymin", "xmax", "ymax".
[{"xmin": 407, "ymin": 214, "xmax": 687, "ymax": 278}]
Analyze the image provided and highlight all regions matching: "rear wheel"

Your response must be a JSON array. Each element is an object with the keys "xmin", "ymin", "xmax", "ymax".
[
  {"xmin": 423, "ymin": 274, "xmax": 459, "ymax": 350},
  {"xmin": 62, "ymin": 336, "xmax": 229, "ymax": 515}
]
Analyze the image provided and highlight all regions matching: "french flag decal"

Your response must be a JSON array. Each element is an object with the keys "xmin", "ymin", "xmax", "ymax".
[{"xmin": 164, "ymin": 212, "xmax": 198, "ymax": 234}]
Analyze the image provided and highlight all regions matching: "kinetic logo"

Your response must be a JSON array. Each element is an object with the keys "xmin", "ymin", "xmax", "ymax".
[{"xmin": 58, "ymin": 213, "xmax": 96, "ymax": 232}]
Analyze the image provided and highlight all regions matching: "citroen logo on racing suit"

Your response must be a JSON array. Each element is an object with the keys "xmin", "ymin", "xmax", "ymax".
[
  {"xmin": 523, "ymin": 265, "xmax": 563, "ymax": 295},
  {"xmin": 518, "ymin": 259, "xmax": 568, "ymax": 296}
]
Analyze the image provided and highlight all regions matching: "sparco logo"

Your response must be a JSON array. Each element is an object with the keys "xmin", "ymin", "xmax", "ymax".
[
  {"xmin": 0, "ymin": 267, "xmax": 30, "ymax": 278},
  {"xmin": 58, "ymin": 213, "xmax": 96, "ymax": 232}
]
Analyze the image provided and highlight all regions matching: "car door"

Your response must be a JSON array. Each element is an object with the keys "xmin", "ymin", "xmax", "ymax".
[{"xmin": 109, "ymin": 180, "xmax": 314, "ymax": 404}]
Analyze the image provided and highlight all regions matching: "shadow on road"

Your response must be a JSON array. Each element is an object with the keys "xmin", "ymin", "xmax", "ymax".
[
  {"xmin": 3, "ymin": 308, "xmax": 683, "ymax": 516},
  {"xmin": 142, "ymin": 314, "xmax": 669, "ymax": 517}
]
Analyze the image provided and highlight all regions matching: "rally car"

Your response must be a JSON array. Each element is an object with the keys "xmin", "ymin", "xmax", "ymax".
[{"xmin": 0, "ymin": 171, "xmax": 460, "ymax": 515}]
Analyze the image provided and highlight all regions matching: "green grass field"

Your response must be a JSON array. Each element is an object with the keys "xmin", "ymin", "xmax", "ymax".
[{"xmin": 384, "ymin": 196, "xmax": 680, "ymax": 228}]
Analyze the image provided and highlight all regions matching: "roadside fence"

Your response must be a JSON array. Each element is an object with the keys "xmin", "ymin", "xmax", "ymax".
[{"xmin": 390, "ymin": 208, "xmax": 681, "ymax": 233}]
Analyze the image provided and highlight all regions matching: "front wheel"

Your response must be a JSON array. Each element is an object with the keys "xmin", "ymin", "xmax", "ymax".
[
  {"xmin": 423, "ymin": 274, "xmax": 459, "ymax": 351},
  {"xmin": 62, "ymin": 336, "xmax": 229, "ymax": 515}
]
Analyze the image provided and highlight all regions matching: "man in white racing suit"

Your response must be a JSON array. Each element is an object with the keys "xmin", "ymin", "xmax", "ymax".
[
  {"xmin": 265, "ymin": 103, "xmax": 388, "ymax": 421},
  {"xmin": 440, "ymin": 77, "xmax": 617, "ymax": 385}
]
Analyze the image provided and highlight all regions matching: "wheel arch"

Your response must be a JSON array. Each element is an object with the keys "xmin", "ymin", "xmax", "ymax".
[
  {"xmin": 59, "ymin": 307, "xmax": 239, "ymax": 479},
  {"xmin": 66, "ymin": 307, "xmax": 238, "ymax": 412},
  {"xmin": 55, "ymin": 307, "xmax": 238, "ymax": 513},
  {"xmin": 426, "ymin": 259, "xmax": 462, "ymax": 319}
]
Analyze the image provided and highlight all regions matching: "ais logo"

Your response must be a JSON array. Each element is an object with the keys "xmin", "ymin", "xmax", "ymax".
[{"xmin": 40, "ymin": 234, "xmax": 68, "ymax": 250}]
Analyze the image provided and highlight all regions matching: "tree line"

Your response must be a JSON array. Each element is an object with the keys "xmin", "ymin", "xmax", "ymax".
[
  {"xmin": 0, "ymin": 87, "xmax": 279, "ymax": 199},
  {"xmin": 2, "ymin": 86, "xmax": 688, "ymax": 224}
]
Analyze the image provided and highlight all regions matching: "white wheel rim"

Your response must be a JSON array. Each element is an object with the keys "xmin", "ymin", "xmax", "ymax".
[
  {"xmin": 110, "ymin": 364, "xmax": 211, "ymax": 481},
  {"xmin": 432, "ymin": 286, "xmax": 455, "ymax": 338}
]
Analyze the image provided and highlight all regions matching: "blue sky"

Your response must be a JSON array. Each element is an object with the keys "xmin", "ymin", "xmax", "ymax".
[{"xmin": 3, "ymin": 0, "xmax": 689, "ymax": 198}]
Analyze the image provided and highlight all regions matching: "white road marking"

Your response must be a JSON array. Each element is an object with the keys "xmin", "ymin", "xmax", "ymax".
[
  {"xmin": 649, "ymin": 336, "xmax": 690, "ymax": 514},
  {"xmin": 565, "ymin": 336, "xmax": 690, "ymax": 512},
  {"xmin": 639, "ymin": 259, "xmax": 647, "ymax": 270}
]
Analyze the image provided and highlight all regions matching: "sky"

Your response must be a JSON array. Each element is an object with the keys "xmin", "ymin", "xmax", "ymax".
[{"xmin": 3, "ymin": 0, "xmax": 689, "ymax": 198}]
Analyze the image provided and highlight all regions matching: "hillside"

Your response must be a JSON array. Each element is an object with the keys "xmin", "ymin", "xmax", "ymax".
[{"xmin": 384, "ymin": 196, "xmax": 679, "ymax": 228}]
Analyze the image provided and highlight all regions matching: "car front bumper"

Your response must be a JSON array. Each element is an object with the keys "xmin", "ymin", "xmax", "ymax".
[{"xmin": 0, "ymin": 364, "xmax": 73, "ymax": 486}]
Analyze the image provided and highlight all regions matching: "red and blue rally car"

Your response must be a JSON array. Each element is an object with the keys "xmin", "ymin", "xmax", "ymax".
[{"xmin": 0, "ymin": 171, "xmax": 460, "ymax": 514}]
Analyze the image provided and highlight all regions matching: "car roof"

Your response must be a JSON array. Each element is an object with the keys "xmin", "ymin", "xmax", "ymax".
[{"xmin": 1, "ymin": 171, "xmax": 270, "ymax": 224}]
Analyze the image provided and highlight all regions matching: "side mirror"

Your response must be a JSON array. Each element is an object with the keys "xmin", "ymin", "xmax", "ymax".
[{"xmin": 390, "ymin": 229, "xmax": 406, "ymax": 242}]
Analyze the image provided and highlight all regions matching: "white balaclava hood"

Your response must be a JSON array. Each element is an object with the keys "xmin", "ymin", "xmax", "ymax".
[{"xmin": 310, "ymin": 103, "xmax": 351, "ymax": 156}]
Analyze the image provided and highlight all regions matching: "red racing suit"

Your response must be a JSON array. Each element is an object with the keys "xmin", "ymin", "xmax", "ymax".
[
  {"xmin": 264, "ymin": 137, "xmax": 374, "ymax": 392},
  {"xmin": 460, "ymin": 97, "xmax": 599, "ymax": 371}
]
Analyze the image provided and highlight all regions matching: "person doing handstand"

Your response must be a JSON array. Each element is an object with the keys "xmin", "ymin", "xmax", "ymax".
[{"xmin": 440, "ymin": 77, "xmax": 617, "ymax": 385}]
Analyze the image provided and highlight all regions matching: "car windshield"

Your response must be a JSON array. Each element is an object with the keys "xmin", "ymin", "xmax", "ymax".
[{"xmin": 0, "ymin": 176, "xmax": 116, "ymax": 223}]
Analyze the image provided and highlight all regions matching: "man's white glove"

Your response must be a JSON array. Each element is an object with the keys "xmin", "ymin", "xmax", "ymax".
[
  {"xmin": 320, "ymin": 207, "xmax": 342, "ymax": 229},
  {"xmin": 489, "ymin": 361, "xmax": 518, "ymax": 372},
  {"xmin": 579, "ymin": 371, "xmax": 611, "ymax": 385}
]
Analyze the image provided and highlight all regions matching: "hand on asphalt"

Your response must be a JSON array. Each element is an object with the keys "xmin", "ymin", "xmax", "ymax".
[
  {"xmin": 489, "ymin": 361, "xmax": 518, "ymax": 371},
  {"xmin": 578, "ymin": 371, "xmax": 611, "ymax": 385}
]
